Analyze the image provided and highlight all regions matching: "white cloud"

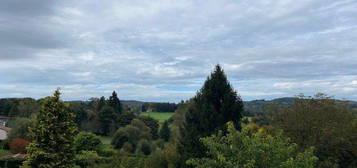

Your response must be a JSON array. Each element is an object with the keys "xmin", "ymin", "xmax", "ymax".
[{"xmin": 1, "ymin": 0, "xmax": 357, "ymax": 101}]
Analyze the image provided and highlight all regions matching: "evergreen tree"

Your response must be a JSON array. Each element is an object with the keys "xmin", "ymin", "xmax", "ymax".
[
  {"xmin": 159, "ymin": 120, "xmax": 171, "ymax": 141},
  {"xmin": 108, "ymin": 91, "xmax": 122, "ymax": 114},
  {"xmin": 97, "ymin": 96, "xmax": 106, "ymax": 111},
  {"xmin": 98, "ymin": 105, "xmax": 116, "ymax": 135},
  {"xmin": 22, "ymin": 90, "xmax": 78, "ymax": 168},
  {"xmin": 178, "ymin": 64, "xmax": 244, "ymax": 167}
]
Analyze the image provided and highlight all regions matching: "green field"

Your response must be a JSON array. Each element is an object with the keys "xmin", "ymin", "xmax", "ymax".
[{"xmin": 141, "ymin": 112, "xmax": 174, "ymax": 123}]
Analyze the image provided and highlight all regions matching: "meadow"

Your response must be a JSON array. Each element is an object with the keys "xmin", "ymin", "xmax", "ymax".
[{"xmin": 140, "ymin": 112, "xmax": 174, "ymax": 123}]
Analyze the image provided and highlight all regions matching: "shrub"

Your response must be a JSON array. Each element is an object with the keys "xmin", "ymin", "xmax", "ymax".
[
  {"xmin": 9, "ymin": 138, "xmax": 29, "ymax": 153},
  {"xmin": 136, "ymin": 139, "xmax": 151, "ymax": 155},
  {"xmin": 159, "ymin": 120, "xmax": 170, "ymax": 141},
  {"xmin": 138, "ymin": 116, "xmax": 159, "ymax": 139},
  {"xmin": 111, "ymin": 119, "xmax": 152, "ymax": 151},
  {"xmin": 74, "ymin": 132, "xmax": 102, "ymax": 152},
  {"xmin": 187, "ymin": 122, "xmax": 318, "ymax": 168},
  {"xmin": 272, "ymin": 94, "xmax": 357, "ymax": 167},
  {"xmin": 75, "ymin": 151, "xmax": 109, "ymax": 168},
  {"xmin": 97, "ymin": 148, "xmax": 115, "ymax": 157},
  {"xmin": 0, "ymin": 157, "xmax": 25, "ymax": 168}
]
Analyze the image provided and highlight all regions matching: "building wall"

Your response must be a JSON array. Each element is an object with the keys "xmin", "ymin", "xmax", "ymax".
[{"xmin": 0, "ymin": 129, "xmax": 8, "ymax": 140}]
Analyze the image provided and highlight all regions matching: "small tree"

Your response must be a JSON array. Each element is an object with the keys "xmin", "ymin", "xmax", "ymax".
[
  {"xmin": 74, "ymin": 132, "xmax": 102, "ymax": 152},
  {"xmin": 111, "ymin": 119, "xmax": 152, "ymax": 151},
  {"xmin": 21, "ymin": 90, "xmax": 78, "ymax": 168},
  {"xmin": 138, "ymin": 116, "xmax": 160, "ymax": 139},
  {"xmin": 187, "ymin": 122, "xmax": 318, "ymax": 168},
  {"xmin": 159, "ymin": 120, "xmax": 171, "ymax": 141},
  {"xmin": 272, "ymin": 94, "xmax": 357, "ymax": 167}
]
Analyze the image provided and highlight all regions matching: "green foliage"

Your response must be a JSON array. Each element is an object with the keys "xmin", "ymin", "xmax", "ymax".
[
  {"xmin": 136, "ymin": 139, "xmax": 151, "ymax": 155},
  {"xmin": 116, "ymin": 111, "xmax": 135, "ymax": 128},
  {"xmin": 8, "ymin": 98, "xmax": 39, "ymax": 118},
  {"xmin": 75, "ymin": 150, "xmax": 110, "ymax": 168},
  {"xmin": 108, "ymin": 91, "xmax": 122, "ymax": 115},
  {"xmin": 138, "ymin": 116, "xmax": 159, "ymax": 139},
  {"xmin": 178, "ymin": 65, "xmax": 244, "ymax": 164},
  {"xmin": 111, "ymin": 119, "xmax": 152, "ymax": 152},
  {"xmin": 7, "ymin": 117, "xmax": 33, "ymax": 141},
  {"xmin": 106, "ymin": 152, "xmax": 146, "ymax": 168},
  {"xmin": 97, "ymin": 96, "xmax": 106, "ymax": 111},
  {"xmin": 74, "ymin": 132, "xmax": 102, "ymax": 152},
  {"xmin": 98, "ymin": 106, "xmax": 116, "ymax": 136},
  {"xmin": 145, "ymin": 150, "xmax": 168, "ymax": 168},
  {"xmin": 159, "ymin": 120, "xmax": 171, "ymax": 141},
  {"xmin": 272, "ymin": 94, "xmax": 357, "ymax": 167},
  {"xmin": 187, "ymin": 122, "xmax": 318, "ymax": 168},
  {"xmin": 0, "ymin": 149, "xmax": 11, "ymax": 157},
  {"xmin": 0, "ymin": 157, "xmax": 25, "ymax": 168},
  {"xmin": 21, "ymin": 90, "xmax": 78, "ymax": 168}
]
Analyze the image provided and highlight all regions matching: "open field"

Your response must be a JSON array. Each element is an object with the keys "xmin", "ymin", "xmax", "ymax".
[{"xmin": 141, "ymin": 112, "xmax": 175, "ymax": 123}]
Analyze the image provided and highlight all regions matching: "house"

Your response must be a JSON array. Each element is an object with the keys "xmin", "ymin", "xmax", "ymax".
[
  {"xmin": 0, "ymin": 116, "xmax": 8, "ymax": 126},
  {"xmin": 0, "ymin": 126, "xmax": 11, "ymax": 140}
]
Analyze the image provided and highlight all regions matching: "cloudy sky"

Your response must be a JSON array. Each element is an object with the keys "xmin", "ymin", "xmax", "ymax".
[{"xmin": 1, "ymin": 0, "xmax": 357, "ymax": 102}]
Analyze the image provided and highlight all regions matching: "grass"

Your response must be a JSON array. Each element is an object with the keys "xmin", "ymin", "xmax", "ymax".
[
  {"xmin": 99, "ymin": 136, "xmax": 113, "ymax": 145},
  {"xmin": 140, "ymin": 112, "xmax": 175, "ymax": 123},
  {"xmin": 0, "ymin": 149, "xmax": 11, "ymax": 156}
]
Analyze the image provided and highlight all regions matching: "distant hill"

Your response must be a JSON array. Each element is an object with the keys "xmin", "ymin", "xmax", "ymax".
[{"xmin": 243, "ymin": 97, "xmax": 357, "ymax": 116}]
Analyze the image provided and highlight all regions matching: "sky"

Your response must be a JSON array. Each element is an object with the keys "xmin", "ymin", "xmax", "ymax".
[{"xmin": 1, "ymin": 0, "xmax": 357, "ymax": 102}]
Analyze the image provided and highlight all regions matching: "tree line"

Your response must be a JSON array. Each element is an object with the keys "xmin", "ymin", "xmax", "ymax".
[{"xmin": 0, "ymin": 64, "xmax": 356, "ymax": 168}]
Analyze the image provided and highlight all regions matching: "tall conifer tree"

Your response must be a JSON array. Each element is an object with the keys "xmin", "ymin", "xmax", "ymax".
[
  {"xmin": 97, "ymin": 96, "xmax": 106, "ymax": 111},
  {"xmin": 178, "ymin": 64, "xmax": 244, "ymax": 167},
  {"xmin": 22, "ymin": 90, "xmax": 77, "ymax": 168},
  {"xmin": 108, "ymin": 91, "xmax": 122, "ymax": 114}
]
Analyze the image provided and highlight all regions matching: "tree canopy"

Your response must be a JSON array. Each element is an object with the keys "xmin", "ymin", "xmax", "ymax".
[{"xmin": 22, "ymin": 90, "xmax": 78, "ymax": 168}]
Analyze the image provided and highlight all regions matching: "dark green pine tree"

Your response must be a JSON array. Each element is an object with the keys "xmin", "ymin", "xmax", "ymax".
[
  {"xmin": 22, "ymin": 90, "xmax": 78, "ymax": 168},
  {"xmin": 178, "ymin": 64, "xmax": 244, "ymax": 167},
  {"xmin": 108, "ymin": 91, "xmax": 122, "ymax": 114},
  {"xmin": 97, "ymin": 96, "xmax": 106, "ymax": 111},
  {"xmin": 159, "ymin": 120, "xmax": 171, "ymax": 141},
  {"xmin": 98, "ymin": 105, "xmax": 116, "ymax": 136}
]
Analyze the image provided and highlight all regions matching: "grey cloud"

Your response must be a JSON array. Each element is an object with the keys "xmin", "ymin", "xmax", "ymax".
[{"xmin": 1, "ymin": 0, "xmax": 357, "ymax": 101}]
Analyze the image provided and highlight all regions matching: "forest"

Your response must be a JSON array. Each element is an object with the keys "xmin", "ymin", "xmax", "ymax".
[{"xmin": 0, "ymin": 65, "xmax": 356, "ymax": 168}]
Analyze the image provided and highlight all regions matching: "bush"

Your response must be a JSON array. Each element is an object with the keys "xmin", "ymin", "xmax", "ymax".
[
  {"xmin": 75, "ymin": 151, "xmax": 110, "ymax": 168},
  {"xmin": 138, "ymin": 116, "xmax": 159, "ymax": 139},
  {"xmin": 9, "ymin": 138, "xmax": 29, "ymax": 153},
  {"xmin": 145, "ymin": 150, "xmax": 166, "ymax": 168},
  {"xmin": 272, "ymin": 94, "xmax": 357, "ymax": 167},
  {"xmin": 0, "ymin": 157, "xmax": 25, "ymax": 168},
  {"xmin": 111, "ymin": 119, "xmax": 152, "ymax": 151},
  {"xmin": 0, "ymin": 139, "xmax": 11, "ymax": 150},
  {"xmin": 74, "ymin": 132, "xmax": 102, "ymax": 152},
  {"xmin": 109, "ymin": 151, "xmax": 145, "ymax": 168},
  {"xmin": 136, "ymin": 139, "xmax": 151, "ymax": 155},
  {"xmin": 187, "ymin": 122, "xmax": 318, "ymax": 168},
  {"xmin": 97, "ymin": 148, "xmax": 115, "ymax": 157}
]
